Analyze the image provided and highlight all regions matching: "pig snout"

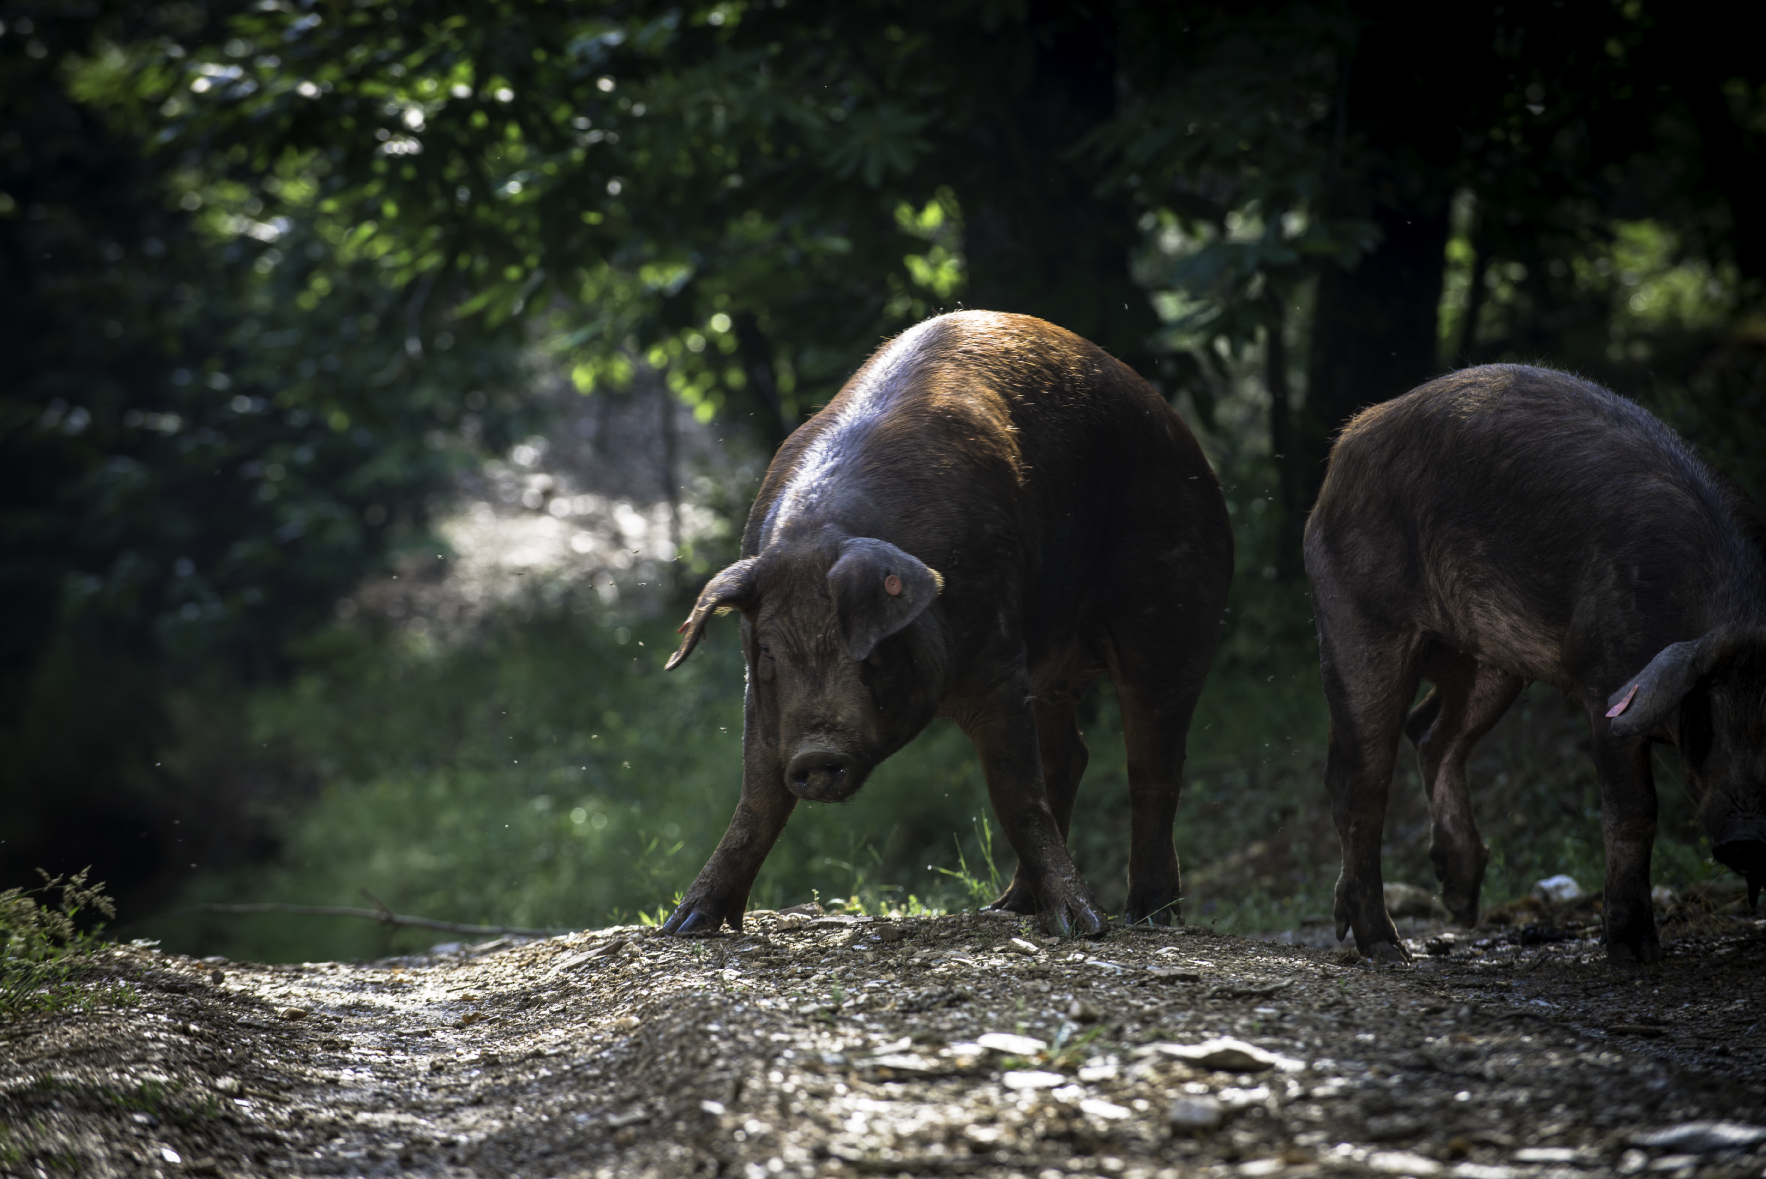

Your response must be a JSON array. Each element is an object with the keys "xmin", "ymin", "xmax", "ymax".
[
  {"xmin": 1711, "ymin": 825, "xmax": 1766, "ymax": 908},
  {"xmin": 786, "ymin": 743, "xmax": 863, "ymax": 802}
]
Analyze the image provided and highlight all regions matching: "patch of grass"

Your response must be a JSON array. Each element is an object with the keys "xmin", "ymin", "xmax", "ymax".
[
  {"xmin": 151, "ymin": 608, "xmax": 1002, "ymax": 961},
  {"xmin": 149, "ymin": 566, "xmax": 1729, "ymax": 962},
  {"xmin": 0, "ymin": 868, "xmax": 129, "ymax": 1021},
  {"xmin": 928, "ymin": 816, "xmax": 1006, "ymax": 912}
]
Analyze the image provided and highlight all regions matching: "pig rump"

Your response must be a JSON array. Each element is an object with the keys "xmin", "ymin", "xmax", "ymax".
[
  {"xmin": 1305, "ymin": 363, "xmax": 1766, "ymax": 965},
  {"xmin": 656, "ymin": 311, "xmax": 1233, "ymax": 937}
]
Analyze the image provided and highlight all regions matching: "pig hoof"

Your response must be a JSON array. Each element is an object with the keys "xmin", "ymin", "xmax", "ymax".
[
  {"xmin": 987, "ymin": 880, "xmax": 1039, "ymax": 915},
  {"xmin": 1123, "ymin": 899, "xmax": 1180, "ymax": 926},
  {"xmin": 1365, "ymin": 939, "xmax": 1409, "ymax": 964},
  {"xmin": 662, "ymin": 908, "xmax": 724, "ymax": 937},
  {"xmin": 1605, "ymin": 940, "xmax": 1661, "ymax": 967},
  {"xmin": 1040, "ymin": 903, "xmax": 1108, "ymax": 939}
]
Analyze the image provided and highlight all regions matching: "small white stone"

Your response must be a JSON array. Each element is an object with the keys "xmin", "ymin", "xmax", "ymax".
[
  {"xmin": 1513, "ymin": 1147, "xmax": 1579, "ymax": 1163},
  {"xmin": 1632, "ymin": 1121, "xmax": 1766, "ymax": 1153},
  {"xmin": 1168, "ymin": 1094, "xmax": 1223, "ymax": 1130},
  {"xmin": 1532, "ymin": 874, "xmax": 1584, "ymax": 904},
  {"xmin": 1218, "ymin": 1085, "xmax": 1270, "ymax": 1110},
  {"xmin": 1079, "ymin": 1097, "xmax": 1131, "ymax": 1120},
  {"xmin": 1368, "ymin": 1150, "xmax": 1443, "ymax": 1176},
  {"xmin": 977, "ymin": 1032, "xmax": 1047, "ymax": 1056},
  {"xmin": 1001, "ymin": 1069, "xmax": 1066, "ymax": 1090},
  {"xmin": 1155, "ymin": 1037, "xmax": 1292, "ymax": 1072}
]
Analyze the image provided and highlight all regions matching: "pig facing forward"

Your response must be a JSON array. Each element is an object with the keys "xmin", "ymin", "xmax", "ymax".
[
  {"xmin": 661, "ymin": 311, "xmax": 1233, "ymax": 936},
  {"xmin": 1307, "ymin": 364, "xmax": 1766, "ymax": 964}
]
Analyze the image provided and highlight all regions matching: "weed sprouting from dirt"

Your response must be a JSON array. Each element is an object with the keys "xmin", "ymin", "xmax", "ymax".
[
  {"xmin": 931, "ymin": 816, "xmax": 1005, "ymax": 910},
  {"xmin": 0, "ymin": 868, "xmax": 132, "ymax": 1022}
]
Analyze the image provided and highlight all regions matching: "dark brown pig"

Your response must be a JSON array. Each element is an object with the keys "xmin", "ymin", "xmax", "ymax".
[
  {"xmin": 660, "ymin": 311, "xmax": 1232, "ymax": 936},
  {"xmin": 1306, "ymin": 364, "xmax": 1766, "ymax": 965}
]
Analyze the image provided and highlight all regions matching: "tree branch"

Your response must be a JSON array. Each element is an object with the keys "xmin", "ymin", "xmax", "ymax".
[{"xmin": 108, "ymin": 903, "xmax": 568, "ymax": 940}]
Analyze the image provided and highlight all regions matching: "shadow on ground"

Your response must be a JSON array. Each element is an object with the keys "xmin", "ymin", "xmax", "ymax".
[{"xmin": 5, "ymin": 910, "xmax": 1765, "ymax": 1177}]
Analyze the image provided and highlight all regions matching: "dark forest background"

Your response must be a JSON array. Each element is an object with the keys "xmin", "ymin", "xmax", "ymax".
[{"xmin": 5, "ymin": 0, "xmax": 1764, "ymax": 960}]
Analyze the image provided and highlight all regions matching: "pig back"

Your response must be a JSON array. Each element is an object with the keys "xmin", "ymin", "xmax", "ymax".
[
  {"xmin": 1307, "ymin": 364, "xmax": 1766, "ymax": 687},
  {"xmin": 745, "ymin": 312, "xmax": 1226, "ymax": 656}
]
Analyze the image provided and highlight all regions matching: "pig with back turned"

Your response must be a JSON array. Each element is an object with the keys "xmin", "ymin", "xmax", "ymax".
[
  {"xmin": 661, "ymin": 311, "xmax": 1233, "ymax": 936},
  {"xmin": 1305, "ymin": 364, "xmax": 1766, "ymax": 964}
]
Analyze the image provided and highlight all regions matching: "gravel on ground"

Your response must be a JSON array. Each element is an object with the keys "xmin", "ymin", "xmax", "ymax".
[{"xmin": 5, "ymin": 909, "xmax": 1765, "ymax": 1178}]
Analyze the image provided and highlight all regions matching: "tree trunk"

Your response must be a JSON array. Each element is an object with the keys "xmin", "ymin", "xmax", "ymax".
[
  {"xmin": 1265, "ymin": 298, "xmax": 1304, "ymax": 581},
  {"xmin": 1300, "ymin": 203, "xmax": 1451, "ymax": 512},
  {"xmin": 731, "ymin": 311, "xmax": 788, "ymax": 450},
  {"xmin": 955, "ymin": 3, "xmax": 1158, "ymax": 375}
]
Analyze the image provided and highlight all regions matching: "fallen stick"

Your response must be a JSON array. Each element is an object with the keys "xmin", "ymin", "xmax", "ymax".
[{"xmin": 109, "ymin": 902, "xmax": 568, "ymax": 940}]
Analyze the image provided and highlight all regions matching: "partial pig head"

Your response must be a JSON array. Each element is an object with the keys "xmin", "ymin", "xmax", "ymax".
[
  {"xmin": 1609, "ymin": 628, "xmax": 1766, "ymax": 903},
  {"xmin": 669, "ymin": 536, "xmax": 947, "ymax": 803}
]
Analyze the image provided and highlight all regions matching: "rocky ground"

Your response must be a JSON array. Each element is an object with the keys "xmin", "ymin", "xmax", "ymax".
[{"xmin": 5, "ymin": 907, "xmax": 1766, "ymax": 1179}]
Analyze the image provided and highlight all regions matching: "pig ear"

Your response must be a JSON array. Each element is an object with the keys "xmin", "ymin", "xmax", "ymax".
[
  {"xmin": 666, "ymin": 558, "xmax": 759, "ymax": 671},
  {"xmin": 828, "ymin": 538, "xmax": 943, "ymax": 662},
  {"xmin": 1606, "ymin": 633, "xmax": 1720, "ymax": 738}
]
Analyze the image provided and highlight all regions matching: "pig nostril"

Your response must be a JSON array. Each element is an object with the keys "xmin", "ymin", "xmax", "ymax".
[{"xmin": 787, "ymin": 749, "xmax": 854, "ymax": 789}]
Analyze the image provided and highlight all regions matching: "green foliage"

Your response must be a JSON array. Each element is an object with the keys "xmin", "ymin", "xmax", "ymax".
[
  {"xmin": 12, "ymin": 1, "xmax": 1764, "ymax": 957},
  {"xmin": 150, "ymin": 600, "xmax": 979, "ymax": 960},
  {"xmin": 1, "ymin": 5, "xmax": 534, "ymax": 896},
  {"xmin": 930, "ymin": 817, "xmax": 1006, "ymax": 913},
  {"xmin": 1098, "ymin": 7, "xmax": 1374, "ymax": 354},
  {"xmin": 0, "ymin": 868, "xmax": 129, "ymax": 1021},
  {"xmin": 151, "ymin": 572, "xmax": 1728, "ymax": 961},
  {"xmin": 5, "ymin": 10, "xmax": 533, "ymax": 678},
  {"xmin": 109, "ymin": 0, "xmax": 1179, "ymax": 452}
]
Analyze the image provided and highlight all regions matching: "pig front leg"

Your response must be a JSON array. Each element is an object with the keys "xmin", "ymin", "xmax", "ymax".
[
  {"xmin": 661, "ymin": 711, "xmax": 795, "ymax": 936},
  {"xmin": 958, "ymin": 670, "xmax": 1108, "ymax": 938},
  {"xmin": 1588, "ymin": 718, "xmax": 1661, "ymax": 965}
]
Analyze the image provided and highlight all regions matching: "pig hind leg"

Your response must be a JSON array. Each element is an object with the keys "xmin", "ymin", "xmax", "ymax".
[
  {"xmin": 1113, "ymin": 677, "xmax": 1205, "ymax": 925},
  {"xmin": 1587, "ymin": 717, "xmax": 1660, "ymax": 966},
  {"xmin": 990, "ymin": 678, "xmax": 1095, "ymax": 915},
  {"xmin": 1103, "ymin": 618, "xmax": 1216, "ymax": 927},
  {"xmin": 1317, "ymin": 610, "xmax": 1424, "ymax": 962},
  {"xmin": 960, "ymin": 659, "xmax": 1109, "ymax": 938},
  {"xmin": 1406, "ymin": 648, "xmax": 1523, "ymax": 925}
]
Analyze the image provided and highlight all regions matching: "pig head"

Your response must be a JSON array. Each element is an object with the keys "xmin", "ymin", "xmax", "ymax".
[
  {"xmin": 667, "ymin": 533, "xmax": 949, "ymax": 804},
  {"xmin": 1608, "ymin": 628, "xmax": 1766, "ymax": 904}
]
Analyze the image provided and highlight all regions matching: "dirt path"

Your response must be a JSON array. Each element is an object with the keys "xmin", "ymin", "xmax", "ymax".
[{"xmin": 6, "ymin": 912, "xmax": 1766, "ymax": 1178}]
